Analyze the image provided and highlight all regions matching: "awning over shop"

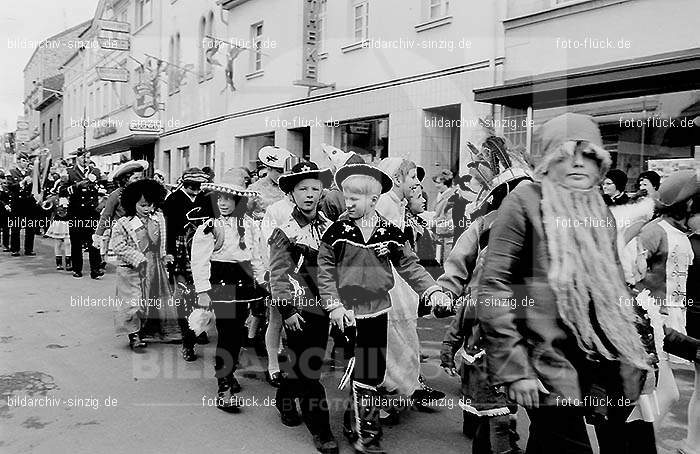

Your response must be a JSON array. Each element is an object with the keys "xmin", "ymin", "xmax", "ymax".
[
  {"xmin": 474, "ymin": 48, "xmax": 700, "ymax": 109},
  {"xmin": 88, "ymin": 133, "xmax": 158, "ymax": 157}
]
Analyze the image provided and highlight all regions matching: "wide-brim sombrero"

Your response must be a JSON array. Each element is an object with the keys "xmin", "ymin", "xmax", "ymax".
[
  {"xmin": 335, "ymin": 164, "xmax": 393, "ymax": 194},
  {"xmin": 201, "ymin": 168, "xmax": 258, "ymax": 196},
  {"xmin": 108, "ymin": 160, "xmax": 149, "ymax": 182}
]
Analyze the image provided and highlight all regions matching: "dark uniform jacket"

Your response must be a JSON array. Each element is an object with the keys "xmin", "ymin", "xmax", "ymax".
[
  {"xmin": 6, "ymin": 167, "xmax": 35, "ymax": 216},
  {"xmin": 477, "ymin": 181, "xmax": 645, "ymax": 405},
  {"xmin": 269, "ymin": 207, "xmax": 332, "ymax": 320},
  {"xmin": 68, "ymin": 180, "xmax": 100, "ymax": 230},
  {"xmin": 317, "ymin": 213, "xmax": 440, "ymax": 319}
]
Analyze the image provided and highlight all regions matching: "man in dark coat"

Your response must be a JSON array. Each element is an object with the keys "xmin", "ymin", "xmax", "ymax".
[{"xmin": 6, "ymin": 152, "xmax": 37, "ymax": 256}]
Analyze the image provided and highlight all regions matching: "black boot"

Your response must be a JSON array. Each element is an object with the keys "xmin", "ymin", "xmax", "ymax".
[
  {"xmin": 216, "ymin": 377, "xmax": 240, "ymax": 413},
  {"xmin": 65, "ymin": 257, "xmax": 72, "ymax": 271},
  {"xmin": 275, "ymin": 379, "xmax": 302, "ymax": 427},
  {"xmin": 56, "ymin": 256, "xmax": 63, "ymax": 270},
  {"xmin": 351, "ymin": 382, "xmax": 385, "ymax": 454},
  {"xmin": 128, "ymin": 333, "xmax": 146, "ymax": 353}
]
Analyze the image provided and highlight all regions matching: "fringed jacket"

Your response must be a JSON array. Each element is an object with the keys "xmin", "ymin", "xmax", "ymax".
[
  {"xmin": 268, "ymin": 207, "xmax": 332, "ymax": 320},
  {"xmin": 317, "ymin": 214, "xmax": 441, "ymax": 319}
]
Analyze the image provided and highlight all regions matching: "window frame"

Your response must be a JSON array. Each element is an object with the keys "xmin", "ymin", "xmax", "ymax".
[
  {"xmin": 353, "ymin": 1, "xmax": 369, "ymax": 42},
  {"xmin": 251, "ymin": 22, "xmax": 264, "ymax": 72}
]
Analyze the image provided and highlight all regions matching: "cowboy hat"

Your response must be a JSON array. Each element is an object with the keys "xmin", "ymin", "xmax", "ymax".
[
  {"xmin": 278, "ymin": 161, "xmax": 333, "ymax": 194},
  {"xmin": 335, "ymin": 163, "xmax": 393, "ymax": 194},
  {"xmin": 202, "ymin": 168, "xmax": 259, "ymax": 196}
]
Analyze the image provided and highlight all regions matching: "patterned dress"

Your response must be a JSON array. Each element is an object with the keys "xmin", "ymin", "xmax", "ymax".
[{"xmin": 111, "ymin": 212, "xmax": 178, "ymax": 339}]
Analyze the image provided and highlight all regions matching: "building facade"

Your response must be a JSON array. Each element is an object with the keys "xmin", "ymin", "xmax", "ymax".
[
  {"xmin": 157, "ymin": 0, "xmax": 507, "ymax": 206},
  {"xmin": 62, "ymin": 0, "xmax": 165, "ymax": 175},
  {"xmin": 23, "ymin": 20, "xmax": 90, "ymax": 154},
  {"xmin": 34, "ymin": 75, "xmax": 65, "ymax": 161},
  {"xmin": 475, "ymin": 0, "xmax": 700, "ymax": 186}
]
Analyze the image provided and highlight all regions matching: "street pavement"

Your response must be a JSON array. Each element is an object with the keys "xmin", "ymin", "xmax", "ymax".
[{"xmin": 1, "ymin": 237, "xmax": 695, "ymax": 453}]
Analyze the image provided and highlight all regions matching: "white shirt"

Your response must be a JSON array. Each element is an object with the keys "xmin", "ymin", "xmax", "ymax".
[{"xmin": 191, "ymin": 215, "xmax": 265, "ymax": 293}]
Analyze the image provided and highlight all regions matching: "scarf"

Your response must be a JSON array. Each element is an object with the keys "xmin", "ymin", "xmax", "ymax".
[{"xmin": 541, "ymin": 178, "xmax": 650, "ymax": 369}]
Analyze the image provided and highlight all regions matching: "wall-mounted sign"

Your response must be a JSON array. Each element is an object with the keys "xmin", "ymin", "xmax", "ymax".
[
  {"xmin": 97, "ymin": 67, "xmax": 129, "ymax": 82},
  {"xmin": 129, "ymin": 119, "xmax": 162, "ymax": 133},
  {"xmin": 293, "ymin": 0, "xmax": 321, "ymax": 87},
  {"xmin": 98, "ymin": 19, "xmax": 130, "ymax": 34},
  {"xmin": 93, "ymin": 125, "xmax": 118, "ymax": 139},
  {"xmin": 98, "ymin": 36, "xmax": 130, "ymax": 51}
]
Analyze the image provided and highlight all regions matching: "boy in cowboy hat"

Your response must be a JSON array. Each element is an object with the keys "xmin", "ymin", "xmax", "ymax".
[
  {"xmin": 317, "ymin": 163, "xmax": 451, "ymax": 454},
  {"xmin": 191, "ymin": 168, "xmax": 267, "ymax": 413},
  {"xmin": 268, "ymin": 161, "xmax": 339, "ymax": 454}
]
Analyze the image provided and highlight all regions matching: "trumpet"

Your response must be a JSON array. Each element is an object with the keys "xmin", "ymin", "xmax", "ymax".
[{"xmin": 41, "ymin": 194, "xmax": 57, "ymax": 211}]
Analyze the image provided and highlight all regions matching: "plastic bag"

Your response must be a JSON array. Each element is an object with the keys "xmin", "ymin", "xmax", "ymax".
[{"xmin": 187, "ymin": 308, "xmax": 215, "ymax": 336}]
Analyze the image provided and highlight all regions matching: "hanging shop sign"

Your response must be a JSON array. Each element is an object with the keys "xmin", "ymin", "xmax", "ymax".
[
  {"xmin": 98, "ymin": 36, "xmax": 130, "ymax": 51},
  {"xmin": 293, "ymin": 0, "xmax": 322, "ymax": 87},
  {"xmin": 129, "ymin": 119, "xmax": 162, "ymax": 133},
  {"xmin": 98, "ymin": 19, "xmax": 130, "ymax": 34},
  {"xmin": 96, "ymin": 67, "xmax": 129, "ymax": 82}
]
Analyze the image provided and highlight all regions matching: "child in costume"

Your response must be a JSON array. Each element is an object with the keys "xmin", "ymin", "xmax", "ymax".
[
  {"xmin": 44, "ymin": 170, "xmax": 72, "ymax": 271},
  {"xmin": 317, "ymin": 163, "xmax": 451, "ymax": 454},
  {"xmin": 110, "ymin": 179, "xmax": 172, "ymax": 352},
  {"xmin": 191, "ymin": 169, "xmax": 266, "ymax": 413},
  {"xmin": 268, "ymin": 161, "xmax": 339, "ymax": 454}
]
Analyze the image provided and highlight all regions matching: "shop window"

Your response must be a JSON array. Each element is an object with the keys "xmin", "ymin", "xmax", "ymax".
[
  {"xmin": 201, "ymin": 141, "xmax": 215, "ymax": 169},
  {"xmin": 240, "ymin": 132, "xmax": 274, "ymax": 169},
  {"xmin": 162, "ymin": 150, "xmax": 171, "ymax": 182},
  {"xmin": 531, "ymin": 89, "xmax": 700, "ymax": 189},
  {"xmin": 340, "ymin": 117, "xmax": 388, "ymax": 164}
]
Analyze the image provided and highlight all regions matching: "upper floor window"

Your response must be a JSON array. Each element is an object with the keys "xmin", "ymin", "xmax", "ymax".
[
  {"xmin": 428, "ymin": 0, "xmax": 449, "ymax": 19},
  {"xmin": 41, "ymin": 123, "xmax": 46, "ymax": 144},
  {"xmin": 353, "ymin": 1, "xmax": 368, "ymax": 42},
  {"xmin": 251, "ymin": 22, "xmax": 264, "ymax": 72},
  {"xmin": 49, "ymin": 119, "xmax": 53, "ymax": 141},
  {"xmin": 56, "ymin": 115, "xmax": 61, "ymax": 139},
  {"xmin": 199, "ymin": 12, "xmax": 215, "ymax": 80},
  {"xmin": 135, "ymin": 0, "xmax": 152, "ymax": 29},
  {"xmin": 169, "ymin": 34, "xmax": 182, "ymax": 92}
]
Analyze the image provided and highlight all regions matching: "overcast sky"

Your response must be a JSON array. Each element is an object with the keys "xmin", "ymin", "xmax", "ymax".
[{"xmin": 0, "ymin": 0, "xmax": 97, "ymax": 133}]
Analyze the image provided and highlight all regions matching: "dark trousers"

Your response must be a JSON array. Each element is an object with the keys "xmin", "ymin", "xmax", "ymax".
[
  {"xmin": 173, "ymin": 279, "xmax": 197, "ymax": 349},
  {"xmin": 69, "ymin": 227, "xmax": 100, "ymax": 274},
  {"xmin": 525, "ymin": 407, "xmax": 592, "ymax": 454},
  {"xmin": 10, "ymin": 216, "xmax": 35, "ymax": 253},
  {"xmin": 595, "ymin": 406, "xmax": 657, "ymax": 454},
  {"xmin": 354, "ymin": 313, "xmax": 388, "ymax": 387},
  {"xmin": 277, "ymin": 311, "xmax": 332, "ymax": 436},
  {"xmin": 525, "ymin": 406, "xmax": 656, "ymax": 454},
  {"xmin": 1, "ymin": 215, "xmax": 10, "ymax": 248},
  {"xmin": 212, "ymin": 301, "xmax": 248, "ymax": 379}
]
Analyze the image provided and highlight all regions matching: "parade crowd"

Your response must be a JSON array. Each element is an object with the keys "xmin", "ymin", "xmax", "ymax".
[{"xmin": 1, "ymin": 113, "xmax": 698, "ymax": 454}]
